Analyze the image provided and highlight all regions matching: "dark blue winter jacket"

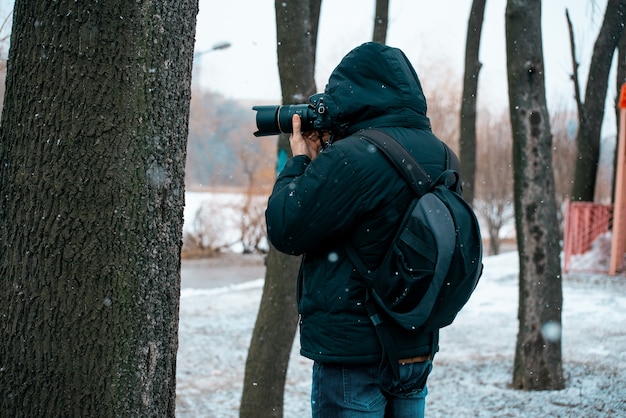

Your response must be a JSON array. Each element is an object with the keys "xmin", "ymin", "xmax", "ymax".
[{"xmin": 265, "ymin": 42, "xmax": 456, "ymax": 364}]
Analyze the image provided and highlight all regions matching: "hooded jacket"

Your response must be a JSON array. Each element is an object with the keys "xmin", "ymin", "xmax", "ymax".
[{"xmin": 265, "ymin": 42, "xmax": 457, "ymax": 364}]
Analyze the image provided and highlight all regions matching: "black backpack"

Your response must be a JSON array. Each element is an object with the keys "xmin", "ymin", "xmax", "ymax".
[{"xmin": 345, "ymin": 129, "xmax": 483, "ymax": 377}]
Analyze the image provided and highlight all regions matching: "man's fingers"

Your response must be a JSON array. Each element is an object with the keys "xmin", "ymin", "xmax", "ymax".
[{"xmin": 292, "ymin": 114, "xmax": 301, "ymax": 133}]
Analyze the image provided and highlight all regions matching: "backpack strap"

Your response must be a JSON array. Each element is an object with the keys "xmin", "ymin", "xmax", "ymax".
[
  {"xmin": 441, "ymin": 143, "xmax": 463, "ymax": 194},
  {"xmin": 345, "ymin": 129, "xmax": 448, "ymax": 391},
  {"xmin": 357, "ymin": 129, "xmax": 432, "ymax": 197}
]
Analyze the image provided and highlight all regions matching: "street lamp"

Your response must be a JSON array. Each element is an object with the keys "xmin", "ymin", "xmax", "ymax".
[
  {"xmin": 192, "ymin": 41, "xmax": 231, "ymax": 91},
  {"xmin": 194, "ymin": 41, "xmax": 231, "ymax": 58}
]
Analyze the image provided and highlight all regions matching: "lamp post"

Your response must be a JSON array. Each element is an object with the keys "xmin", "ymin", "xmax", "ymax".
[
  {"xmin": 194, "ymin": 41, "xmax": 231, "ymax": 58},
  {"xmin": 192, "ymin": 41, "xmax": 231, "ymax": 90}
]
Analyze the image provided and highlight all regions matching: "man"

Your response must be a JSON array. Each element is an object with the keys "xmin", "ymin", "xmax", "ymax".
[{"xmin": 265, "ymin": 42, "xmax": 458, "ymax": 417}]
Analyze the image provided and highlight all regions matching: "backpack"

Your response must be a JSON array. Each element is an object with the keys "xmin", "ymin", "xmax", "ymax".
[{"xmin": 345, "ymin": 129, "xmax": 483, "ymax": 378}]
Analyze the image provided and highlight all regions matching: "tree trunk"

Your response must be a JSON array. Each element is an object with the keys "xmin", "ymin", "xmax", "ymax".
[
  {"xmin": 372, "ymin": 0, "xmax": 389, "ymax": 44},
  {"xmin": 505, "ymin": 0, "xmax": 564, "ymax": 391},
  {"xmin": 240, "ymin": 1, "xmax": 320, "ymax": 416},
  {"xmin": 571, "ymin": 0, "xmax": 626, "ymax": 202},
  {"xmin": 459, "ymin": 0, "xmax": 486, "ymax": 206},
  {"xmin": 0, "ymin": 1, "xmax": 197, "ymax": 416},
  {"xmin": 240, "ymin": 244, "xmax": 301, "ymax": 418}
]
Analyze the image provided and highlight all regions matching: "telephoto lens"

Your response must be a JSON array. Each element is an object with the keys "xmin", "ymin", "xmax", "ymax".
[{"xmin": 252, "ymin": 104, "xmax": 315, "ymax": 137}]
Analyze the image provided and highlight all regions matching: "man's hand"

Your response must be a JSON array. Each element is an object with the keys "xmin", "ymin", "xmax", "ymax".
[{"xmin": 289, "ymin": 114, "xmax": 321, "ymax": 160}]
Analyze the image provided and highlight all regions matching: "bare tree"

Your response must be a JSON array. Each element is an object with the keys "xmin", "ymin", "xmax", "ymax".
[
  {"xmin": 372, "ymin": 0, "xmax": 389, "ymax": 44},
  {"xmin": 422, "ymin": 64, "xmax": 462, "ymax": 152},
  {"xmin": 186, "ymin": 90, "xmax": 221, "ymax": 187},
  {"xmin": 459, "ymin": 0, "xmax": 487, "ymax": 206},
  {"xmin": 569, "ymin": 0, "xmax": 626, "ymax": 202},
  {"xmin": 505, "ymin": 0, "xmax": 564, "ymax": 390},
  {"xmin": 550, "ymin": 107, "xmax": 579, "ymax": 211},
  {"xmin": 0, "ymin": 1, "xmax": 197, "ymax": 415},
  {"xmin": 240, "ymin": 1, "xmax": 321, "ymax": 416},
  {"xmin": 237, "ymin": 143, "xmax": 273, "ymax": 253},
  {"xmin": 475, "ymin": 106, "xmax": 578, "ymax": 256},
  {"xmin": 186, "ymin": 91, "xmax": 263, "ymax": 188},
  {"xmin": 474, "ymin": 110, "xmax": 514, "ymax": 255}
]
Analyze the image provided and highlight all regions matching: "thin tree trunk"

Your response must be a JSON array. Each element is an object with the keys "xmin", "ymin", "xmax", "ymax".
[
  {"xmin": 372, "ymin": 0, "xmax": 389, "ymax": 44},
  {"xmin": 240, "ymin": 1, "xmax": 321, "ymax": 416},
  {"xmin": 240, "ymin": 244, "xmax": 301, "ymax": 417},
  {"xmin": 459, "ymin": 0, "xmax": 486, "ymax": 206},
  {"xmin": 566, "ymin": 9, "xmax": 585, "ymax": 130},
  {"xmin": 571, "ymin": 0, "xmax": 626, "ymax": 202},
  {"xmin": 0, "ymin": 1, "xmax": 197, "ymax": 416},
  {"xmin": 505, "ymin": 0, "xmax": 564, "ymax": 391}
]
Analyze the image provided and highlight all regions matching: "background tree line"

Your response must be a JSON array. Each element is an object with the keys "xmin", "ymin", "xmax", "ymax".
[
  {"xmin": 186, "ymin": 89, "xmax": 275, "ymax": 191},
  {"xmin": 186, "ymin": 58, "xmax": 616, "ymax": 258}
]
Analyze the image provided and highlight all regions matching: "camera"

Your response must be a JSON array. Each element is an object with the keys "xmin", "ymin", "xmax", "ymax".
[{"xmin": 252, "ymin": 93, "xmax": 333, "ymax": 137}]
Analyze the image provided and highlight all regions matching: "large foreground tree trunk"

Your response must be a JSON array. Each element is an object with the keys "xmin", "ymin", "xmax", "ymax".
[
  {"xmin": 459, "ymin": 0, "xmax": 486, "ymax": 206},
  {"xmin": 571, "ymin": 0, "xmax": 626, "ymax": 202},
  {"xmin": 240, "ymin": 1, "xmax": 321, "ymax": 416},
  {"xmin": 0, "ymin": 1, "xmax": 197, "ymax": 416},
  {"xmin": 505, "ymin": 0, "xmax": 564, "ymax": 391}
]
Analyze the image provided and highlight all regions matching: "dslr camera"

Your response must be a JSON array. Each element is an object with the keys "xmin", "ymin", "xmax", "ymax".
[{"xmin": 253, "ymin": 93, "xmax": 333, "ymax": 137}]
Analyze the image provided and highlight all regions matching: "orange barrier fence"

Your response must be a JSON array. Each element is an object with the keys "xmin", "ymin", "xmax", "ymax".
[{"xmin": 562, "ymin": 201, "xmax": 613, "ymax": 274}]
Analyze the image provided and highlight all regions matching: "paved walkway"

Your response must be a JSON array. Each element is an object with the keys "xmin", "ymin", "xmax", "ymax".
[{"xmin": 180, "ymin": 253, "xmax": 266, "ymax": 289}]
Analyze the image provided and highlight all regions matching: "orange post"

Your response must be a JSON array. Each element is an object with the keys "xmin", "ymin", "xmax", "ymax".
[{"xmin": 609, "ymin": 84, "xmax": 626, "ymax": 274}]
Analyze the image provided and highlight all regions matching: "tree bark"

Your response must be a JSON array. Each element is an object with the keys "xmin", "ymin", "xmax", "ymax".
[
  {"xmin": 372, "ymin": 0, "xmax": 389, "ymax": 44},
  {"xmin": 571, "ymin": 0, "xmax": 626, "ymax": 202},
  {"xmin": 0, "ymin": 1, "xmax": 197, "ymax": 416},
  {"xmin": 505, "ymin": 0, "xmax": 564, "ymax": 391},
  {"xmin": 459, "ymin": 0, "xmax": 486, "ymax": 206},
  {"xmin": 240, "ymin": 244, "xmax": 301, "ymax": 418},
  {"xmin": 240, "ymin": 1, "xmax": 321, "ymax": 416},
  {"xmin": 565, "ymin": 10, "xmax": 584, "ymax": 130}
]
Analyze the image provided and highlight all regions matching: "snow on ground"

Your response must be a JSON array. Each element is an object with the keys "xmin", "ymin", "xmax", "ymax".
[{"xmin": 175, "ymin": 247, "xmax": 626, "ymax": 417}]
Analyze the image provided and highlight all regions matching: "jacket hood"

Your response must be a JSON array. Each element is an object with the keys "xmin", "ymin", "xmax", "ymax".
[{"xmin": 321, "ymin": 42, "xmax": 431, "ymax": 137}]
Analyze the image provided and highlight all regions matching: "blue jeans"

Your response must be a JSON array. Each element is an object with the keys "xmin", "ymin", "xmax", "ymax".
[{"xmin": 311, "ymin": 360, "xmax": 432, "ymax": 418}]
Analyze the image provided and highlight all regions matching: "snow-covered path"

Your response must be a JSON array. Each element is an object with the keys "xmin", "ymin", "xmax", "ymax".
[{"xmin": 176, "ymin": 251, "xmax": 626, "ymax": 417}]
